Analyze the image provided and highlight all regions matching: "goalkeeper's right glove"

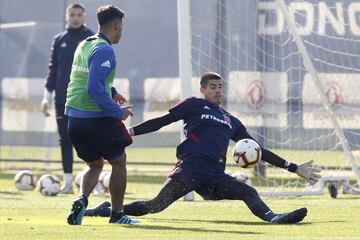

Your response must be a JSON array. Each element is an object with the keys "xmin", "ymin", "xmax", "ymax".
[{"xmin": 41, "ymin": 89, "xmax": 53, "ymax": 117}]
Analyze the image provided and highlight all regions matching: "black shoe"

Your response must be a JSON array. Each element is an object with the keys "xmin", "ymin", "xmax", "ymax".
[
  {"xmin": 271, "ymin": 207, "xmax": 307, "ymax": 224},
  {"xmin": 67, "ymin": 197, "xmax": 88, "ymax": 225},
  {"xmin": 85, "ymin": 201, "xmax": 111, "ymax": 217}
]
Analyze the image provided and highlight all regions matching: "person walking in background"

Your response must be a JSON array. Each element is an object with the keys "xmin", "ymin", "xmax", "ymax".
[
  {"xmin": 41, "ymin": 3, "xmax": 94, "ymax": 194},
  {"xmin": 65, "ymin": 5, "xmax": 138, "ymax": 225}
]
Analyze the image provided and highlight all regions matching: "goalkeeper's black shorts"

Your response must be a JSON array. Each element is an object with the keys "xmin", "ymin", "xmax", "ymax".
[{"xmin": 168, "ymin": 155, "xmax": 251, "ymax": 200}]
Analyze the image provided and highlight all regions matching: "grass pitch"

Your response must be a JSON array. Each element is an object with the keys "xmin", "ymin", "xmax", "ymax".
[{"xmin": 1, "ymin": 170, "xmax": 360, "ymax": 240}]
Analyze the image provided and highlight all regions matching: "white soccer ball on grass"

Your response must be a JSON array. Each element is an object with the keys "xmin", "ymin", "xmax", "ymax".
[
  {"xmin": 74, "ymin": 169, "xmax": 109, "ymax": 195},
  {"xmin": 98, "ymin": 170, "xmax": 110, "ymax": 193},
  {"xmin": 74, "ymin": 169, "xmax": 85, "ymax": 190},
  {"xmin": 231, "ymin": 172, "xmax": 252, "ymax": 186},
  {"xmin": 103, "ymin": 171, "xmax": 111, "ymax": 191},
  {"xmin": 38, "ymin": 174, "xmax": 61, "ymax": 196},
  {"xmin": 14, "ymin": 170, "xmax": 37, "ymax": 190}
]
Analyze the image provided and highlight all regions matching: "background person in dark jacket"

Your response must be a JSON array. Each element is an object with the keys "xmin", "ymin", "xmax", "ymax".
[{"xmin": 41, "ymin": 3, "xmax": 94, "ymax": 194}]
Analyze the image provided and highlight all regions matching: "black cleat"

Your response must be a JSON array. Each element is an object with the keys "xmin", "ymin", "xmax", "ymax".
[
  {"xmin": 85, "ymin": 201, "xmax": 111, "ymax": 217},
  {"xmin": 271, "ymin": 207, "xmax": 307, "ymax": 224},
  {"xmin": 67, "ymin": 197, "xmax": 88, "ymax": 225}
]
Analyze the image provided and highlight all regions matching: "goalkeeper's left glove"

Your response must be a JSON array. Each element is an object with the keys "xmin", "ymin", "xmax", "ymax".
[
  {"xmin": 296, "ymin": 160, "xmax": 321, "ymax": 185},
  {"xmin": 127, "ymin": 127, "xmax": 134, "ymax": 136}
]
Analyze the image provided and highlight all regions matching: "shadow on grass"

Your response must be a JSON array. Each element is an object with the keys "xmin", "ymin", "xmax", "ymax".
[
  {"xmin": 143, "ymin": 217, "xmax": 311, "ymax": 226},
  {"xmin": 0, "ymin": 172, "xmax": 15, "ymax": 180},
  {"xmin": 122, "ymin": 224, "xmax": 261, "ymax": 235},
  {"xmin": 313, "ymin": 220, "xmax": 346, "ymax": 224},
  {"xmin": 0, "ymin": 191, "xmax": 23, "ymax": 195},
  {"xmin": 334, "ymin": 196, "xmax": 360, "ymax": 200},
  {"xmin": 0, "ymin": 191, "xmax": 24, "ymax": 200}
]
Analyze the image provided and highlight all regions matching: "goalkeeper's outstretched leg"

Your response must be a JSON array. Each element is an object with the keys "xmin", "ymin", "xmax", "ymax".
[
  {"xmin": 85, "ymin": 174, "xmax": 307, "ymax": 224},
  {"xmin": 195, "ymin": 174, "xmax": 307, "ymax": 224}
]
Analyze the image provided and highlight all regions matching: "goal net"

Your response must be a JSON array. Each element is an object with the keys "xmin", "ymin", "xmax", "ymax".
[{"xmin": 187, "ymin": 0, "xmax": 360, "ymax": 195}]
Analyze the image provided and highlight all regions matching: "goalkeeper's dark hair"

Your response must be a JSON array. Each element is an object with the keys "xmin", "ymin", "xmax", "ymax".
[
  {"xmin": 66, "ymin": 3, "xmax": 85, "ymax": 13},
  {"xmin": 97, "ymin": 5, "xmax": 124, "ymax": 26},
  {"xmin": 200, "ymin": 72, "xmax": 222, "ymax": 88}
]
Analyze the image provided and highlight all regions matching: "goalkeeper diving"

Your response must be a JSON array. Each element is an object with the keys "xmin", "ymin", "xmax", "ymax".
[{"xmin": 86, "ymin": 72, "xmax": 321, "ymax": 224}]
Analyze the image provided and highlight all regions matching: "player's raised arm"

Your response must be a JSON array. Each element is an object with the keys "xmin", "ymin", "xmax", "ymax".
[
  {"xmin": 128, "ymin": 113, "xmax": 178, "ymax": 136},
  {"xmin": 128, "ymin": 97, "xmax": 195, "ymax": 136}
]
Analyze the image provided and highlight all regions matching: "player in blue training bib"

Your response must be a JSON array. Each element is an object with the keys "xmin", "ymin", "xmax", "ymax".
[{"xmin": 85, "ymin": 72, "xmax": 321, "ymax": 224}]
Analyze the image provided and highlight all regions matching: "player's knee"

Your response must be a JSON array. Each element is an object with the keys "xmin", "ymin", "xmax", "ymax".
[
  {"xmin": 243, "ymin": 185, "xmax": 259, "ymax": 200},
  {"xmin": 88, "ymin": 158, "xmax": 104, "ymax": 171},
  {"xmin": 108, "ymin": 153, "xmax": 126, "ymax": 167}
]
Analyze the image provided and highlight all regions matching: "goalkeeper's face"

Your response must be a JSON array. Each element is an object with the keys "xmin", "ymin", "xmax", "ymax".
[{"xmin": 200, "ymin": 79, "xmax": 222, "ymax": 106}]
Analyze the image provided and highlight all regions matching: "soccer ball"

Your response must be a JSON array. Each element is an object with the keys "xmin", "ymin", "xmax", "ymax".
[
  {"xmin": 231, "ymin": 172, "xmax": 252, "ymax": 186},
  {"xmin": 103, "ymin": 171, "xmax": 111, "ymax": 191},
  {"xmin": 74, "ymin": 170, "xmax": 85, "ymax": 190},
  {"xmin": 14, "ymin": 170, "xmax": 37, "ymax": 190},
  {"xmin": 74, "ymin": 169, "xmax": 109, "ymax": 195},
  {"xmin": 233, "ymin": 138, "xmax": 262, "ymax": 168},
  {"xmin": 98, "ymin": 171, "xmax": 110, "ymax": 193},
  {"xmin": 93, "ymin": 182, "xmax": 106, "ymax": 196},
  {"xmin": 38, "ymin": 174, "xmax": 61, "ymax": 196}
]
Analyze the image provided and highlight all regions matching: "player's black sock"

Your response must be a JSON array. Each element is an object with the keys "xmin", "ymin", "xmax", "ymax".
[
  {"xmin": 85, "ymin": 201, "xmax": 111, "ymax": 217},
  {"xmin": 212, "ymin": 177, "xmax": 277, "ymax": 222},
  {"xmin": 243, "ymin": 195, "xmax": 277, "ymax": 222},
  {"xmin": 263, "ymin": 210, "xmax": 278, "ymax": 222},
  {"xmin": 79, "ymin": 194, "xmax": 88, "ymax": 208}
]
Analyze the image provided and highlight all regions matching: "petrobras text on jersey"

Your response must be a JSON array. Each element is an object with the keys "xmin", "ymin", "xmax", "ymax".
[
  {"xmin": 258, "ymin": 1, "xmax": 360, "ymax": 36},
  {"xmin": 201, "ymin": 114, "xmax": 232, "ymax": 129}
]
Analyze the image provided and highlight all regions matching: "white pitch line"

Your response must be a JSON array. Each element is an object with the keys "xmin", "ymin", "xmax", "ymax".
[{"xmin": 0, "ymin": 21, "xmax": 37, "ymax": 29}]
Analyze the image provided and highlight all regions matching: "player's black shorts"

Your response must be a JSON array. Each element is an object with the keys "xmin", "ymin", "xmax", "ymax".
[
  {"xmin": 68, "ymin": 117, "xmax": 132, "ymax": 162},
  {"xmin": 168, "ymin": 154, "xmax": 252, "ymax": 200},
  {"xmin": 168, "ymin": 155, "xmax": 228, "ymax": 190}
]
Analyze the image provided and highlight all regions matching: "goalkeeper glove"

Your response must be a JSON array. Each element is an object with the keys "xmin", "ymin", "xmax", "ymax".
[
  {"xmin": 296, "ymin": 160, "xmax": 321, "ymax": 185},
  {"xmin": 41, "ymin": 89, "xmax": 53, "ymax": 117}
]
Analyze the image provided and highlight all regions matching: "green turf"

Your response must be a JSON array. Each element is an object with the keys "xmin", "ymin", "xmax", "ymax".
[{"xmin": 1, "ymin": 170, "xmax": 360, "ymax": 240}]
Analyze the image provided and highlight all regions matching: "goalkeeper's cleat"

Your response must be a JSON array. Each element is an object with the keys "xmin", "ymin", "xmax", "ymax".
[
  {"xmin": 271, "ymin": 207, "xmax": 307, "ymax": 224},
  {"xmin": 67, "ymin": 197, "xmax": 88, "ymax": 225},
  {"xmin": 85, "ymin": 201, "xmax": 111, "ymax": 217},
  {"xmin": 59, "ymin": 185, "xmax": 74, "ymax": 194},
  {"xmin": 109, "ymin": 211, "xmax": 139, "ymax": 225}
]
